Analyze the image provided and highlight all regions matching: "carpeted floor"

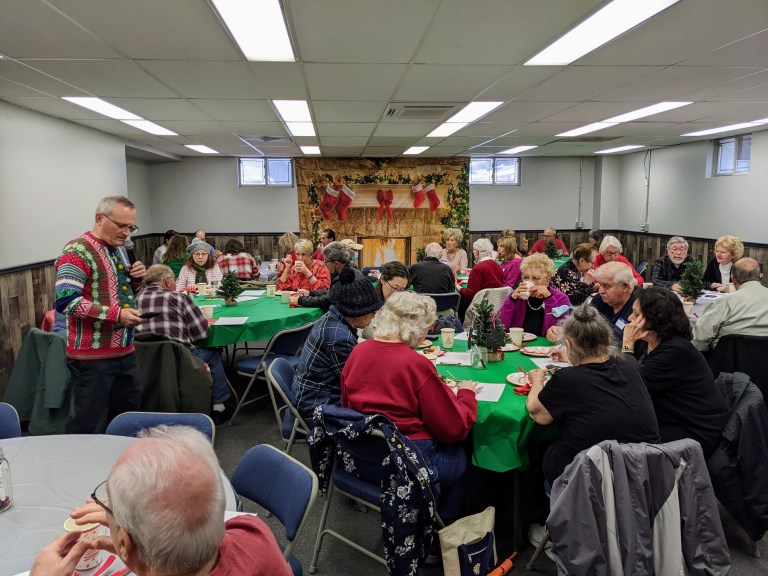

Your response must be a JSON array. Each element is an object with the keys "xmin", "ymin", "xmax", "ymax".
[{"xmin": 216, "ymin": 371, "xmax": 766, "ymax": 575}]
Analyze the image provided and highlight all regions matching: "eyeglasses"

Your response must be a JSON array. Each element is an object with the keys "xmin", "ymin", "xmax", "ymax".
[
  {"xmin": 101, "ymin": 214, "xmax": 139, "ymax": 234},
  {"xmin": 385, "ymin": 279, "xmax": 406, "ymax": 292},
  {"xmin": 543, "ymin": 234, "xmax": 555, "ymax": 239},
  {"xmin": 669, "ymin": 246, "xmax": 687, "ymax": 253},
  {"xmin": 604, "ymin": 250, "xmax": 620, "ymax": 257},
  {"xmin": 91, "ymin": 479, "xmax": 114, "ymax": 517}
]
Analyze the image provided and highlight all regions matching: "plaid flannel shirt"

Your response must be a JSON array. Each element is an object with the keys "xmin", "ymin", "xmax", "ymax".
[
  {"xmin": 651, "ymin": 255, "xmax": 692, "ymax": 288},
  {"xmin": 217, "ymin": 252, "xmax": 259, "ymax": 280},
  {"xmin": 135, "ymin": 284, "xmax": 210, "ymax": 348}
]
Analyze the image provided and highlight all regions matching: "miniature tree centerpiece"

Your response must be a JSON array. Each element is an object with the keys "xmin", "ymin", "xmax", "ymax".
[
  {"xmin": 469, "ymin": 294, "xmax": 509, "ymax": 362},
  {"xmin": 679, "ymin": 257, "xmax": 705, "ymax": 301},
  {"xmin": 219, "ymin": 271, "xmax": 243, "ymax": 306},
  {"xmin": 544, "ymin": 239, "xmax": 561, "ymax": 260}
]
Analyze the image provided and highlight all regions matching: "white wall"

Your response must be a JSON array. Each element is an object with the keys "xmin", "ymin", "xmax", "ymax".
[
  {"xmin": 0, "ymin": 101, "xmax": 128, "ymax": 269},
  {"xmin": 617, "ymin": 130, "xmax": 768, "ymax": 244},
  {"xmin": 469, "ymin": 156, "xmax": 595, "ymax": 232},
  {"xmin": 595, "ymin": 156, "xmax": 621, "ymax": 230},
  {"xmin": 126, "ymin": 158, "xmax": 152, "ymax": 233},
  {"xmin": 148, "ymin": 157, "xmax": 299, "ymax": 234}
]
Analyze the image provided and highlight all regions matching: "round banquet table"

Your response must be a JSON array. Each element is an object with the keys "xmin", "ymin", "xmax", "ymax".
[
  {"xmin": 0, "ymin": 435, "xmax": 238, "ymax": 576},
  {"xmin": 194, "ymin": 294, "xmax": 323, "ymax": 347}
]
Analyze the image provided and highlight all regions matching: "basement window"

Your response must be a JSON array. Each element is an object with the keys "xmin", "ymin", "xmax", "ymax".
[
  {"xmin": 469, "ymin": 157, "xmax": 521, "ymax": 185},
  {"xmin": 713, "ymin": 134, "xmax": 751, "ymax": 176},
  {"xmin": 239, "ymin": 158, "xmax": 294, "ymax": 186}
]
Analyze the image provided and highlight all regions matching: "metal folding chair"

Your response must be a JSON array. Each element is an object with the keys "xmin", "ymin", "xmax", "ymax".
[
  {"xmin": 0, "ymin": 402, "xmax": 21, "ymax": 439},
  {"xmin": 267, "ymin": 358, "xmax": 311, "ymax": 455},
  {"xmin": 105, "ymin": 411, "xmax": 215, "ymax": 445}
]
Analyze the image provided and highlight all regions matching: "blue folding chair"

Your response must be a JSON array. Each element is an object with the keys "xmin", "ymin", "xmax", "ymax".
[
  {"xmin": 424, "ymin": 292, "xmax": 461, "ymax": 314},
  {"xmin": 636, "ymin": 261, "xmax": 648, "ymax": 275},
  {"xmin": 267, "ymin": 359, "xmax": 311, "ymax": 455},
  {"xmin": 0, "ymin": 402, "xmax": 21, "ymax": 439},
  {"xmin": 231, "ymin": 444, "xmax": 318, "ymax": 576},
  {"xmin": 230, "ymin": 321, "xmax": 316, "ymax": 426},
  {"xmin": 105, "ymin": 411, "xmax": 215, "ymax": 445}
]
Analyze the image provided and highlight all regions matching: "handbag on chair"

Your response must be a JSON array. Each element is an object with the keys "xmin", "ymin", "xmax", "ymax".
[{"xmin": 439, "ymin": 506, "xmax": 496, "ymax": 576}]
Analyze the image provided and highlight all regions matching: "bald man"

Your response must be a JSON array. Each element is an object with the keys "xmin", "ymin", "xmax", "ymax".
[
  {"xmin": 30, "ymin": 426, "xmax": 291, "ymax": 576},
  {"xmin": 409, "ymin": 242, "xmax": 456, "ymax": 294},
  {"xmin": 529, "ymin": 227, "xmax": 569, "ymax": 256}
]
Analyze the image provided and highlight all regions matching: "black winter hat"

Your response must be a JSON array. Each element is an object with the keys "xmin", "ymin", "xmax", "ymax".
[{"xmin": 329, "ymin": 269, "xmax": 382, "ymax": 317}]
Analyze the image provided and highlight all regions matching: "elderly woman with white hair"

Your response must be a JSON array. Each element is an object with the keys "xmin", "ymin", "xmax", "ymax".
[
  {"xmin": 341, "ymin": 291, "xmax": 480, "ymax": 524},
  {"xmin": 458, "ymin": 238, "xmax": 504, "ymax": 320},
  {"xmin": 440, "ymin": 227, "xmax": 469, "ymax": 274},
  {"xmin": 277, "ymin": 238, "xmax": 331, "ymax": 292},
  {"xmin": 499, "ymin": 253, "xmax": 571, "ymax": 336},
  {"xmin": 593, "ymin": 235, "xmax": 644, "ymax": 285}
]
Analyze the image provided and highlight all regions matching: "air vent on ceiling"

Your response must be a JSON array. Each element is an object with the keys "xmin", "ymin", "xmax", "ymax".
[
  {"xmin": 241, "ymin": 135, "xmax": 294, "ymax": 144},
  {"xmin": 383, "ymin": 103, "xmax": 460, "ymax": 121},
  {"xmin": 554, "ymin": 136, "xmax": 619, "ymax": 143}
]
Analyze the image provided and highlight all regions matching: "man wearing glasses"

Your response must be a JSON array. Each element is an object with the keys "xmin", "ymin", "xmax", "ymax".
[
  {"xmin": 651, "ymin": 236, "xmax": 693, "ymax": 292},
  {"xmin": 528, "ymin": 227, "xmax": 569, "ymax": 256},
  {"xmin": 29, "ymin": 426, "xmax": 291, "ymax": 576},
  {"xmin": 55, "ymin": 196, "xmax": 147, "ymax": 433}
]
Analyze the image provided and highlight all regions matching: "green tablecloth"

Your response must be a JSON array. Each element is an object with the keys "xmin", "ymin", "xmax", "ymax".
[
  {"xmin": 435, "ymin": 335, "xmax": 556, "ymax": 473},
  {"xmin": 195, "ymin": 295, "xmax": 323, "ymax": 347}
]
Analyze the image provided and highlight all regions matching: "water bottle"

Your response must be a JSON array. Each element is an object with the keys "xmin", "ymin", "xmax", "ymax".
[{"xmin": 0, "ymin": 447, "xmax": 12, "ymax": 512}]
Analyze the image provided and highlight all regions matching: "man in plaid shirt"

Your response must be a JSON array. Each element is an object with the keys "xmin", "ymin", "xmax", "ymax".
[
  {"xmin": 651, "ymin": 236, "xmax": 693, "ymax": 291},
  {"xmin": 136, "ymin": 264, "xmax": 232, "ymax": 418}
]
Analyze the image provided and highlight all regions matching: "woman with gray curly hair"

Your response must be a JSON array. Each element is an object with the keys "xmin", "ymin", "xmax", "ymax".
[
  {"xmin": 525, "ymin": 304, "xmax": 660, "ymax": 486},
  {"xmin": 341, "ymin": 291, "xmax": 480, "ymax": 524},
  {"xmin": 458, "ymin": 238, "xmax": 504, "ymax": 320},
  {"xmin": 440, "ymin": 228, "xmax": 468, "ymax": 274}
]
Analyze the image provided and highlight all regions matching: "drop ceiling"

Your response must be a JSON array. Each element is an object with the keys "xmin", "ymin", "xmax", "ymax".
[{"xmin": 1, "ymin": 0, "xmax": 767, "ymax": 159}]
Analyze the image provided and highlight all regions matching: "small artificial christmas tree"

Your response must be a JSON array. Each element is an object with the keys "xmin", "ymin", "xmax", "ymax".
[
  {"xmin": 679, "ymin": 257, "xmax": 705, "ymax": 300},
  {"xmin": 219, "ymin": 271, "xmax": 243, "ymax": 305},
  {"xmin": 469, "ymin": 294, "xmax": 509, "ymax": 352},
  {"xmin": 544, "ymin": 239, "xmax": 560, "ymax": 260}
]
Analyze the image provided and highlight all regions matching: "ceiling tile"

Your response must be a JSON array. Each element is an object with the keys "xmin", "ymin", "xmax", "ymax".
[
  {"xmin": 367, "ymin": 136, "xmax": 419, "ymax": 146},
  {"xmin": 516, "ymin": 66, "xmax": 664, "ymax": 102},
  {"xmin": 709, "ymin": 83, "xmax": 768, "ymax": 103},
  {"xmin": 3, "ymin": 96, "xmax": 105, "ymax": 119},
  {"xmin": 362, "ymin": 146, "xmax": 408, "ymax": 156},
  {"xmin": 394, "ymin": 64, "xmax": 510, "ymax": 102},
  {"xmin": 373, "ymin": 122, "xmax": 438, "ymax": 137},
  {"xmin": 683, "ymin": 30, "xmax": 768, "ymax": 68},
  {"xmin": 0, "ymin": 60, "xmax": 89, "ymax": 97},
  {"xmin": 183, "ymin": 134, "xmax": 245, "ymax": 147},
  {"xmin": 456, "ymin": 122, "xmax": 523, "ymax": 138},
  {"xmin": 221, "ymin": 121, "xmax": 289, "ymax": 137},
  {"xmin": 316, "ymin": 123, "xmax": 376, "ymax": 137},
  {"xmin": 189, "ymin": 99, "xmax": 277, "ymax": 122},
  {"xmin": 477, "ymin": 66, "xmax": 563, "ymax": 101},
  {"xmin": 312, "ymin": 101, "xmax": 388, "ymax": 123},
  {"xmin": 151, "ymin": 120, "xmax": 225, "ymax": 135},
  {"xmin": 482, "ymin": 101, "xmax": 579, "ymax": 123},
  {"xmin": 138, "ymin": 61, "xmax": 267, "ymax": 99},
  {"xmin": 246, "ymin": 63, "xmax": 308, "ymax": 99},
  {"xmin": 318, "ymin": 136, "xmax": 370, "ymax": 147},
  {"xmin": 681, "ymin": 70, "xmax": 768, "ymax": 101},
  {"xmin": 305, "ymin": 64, "xmax": 406, "ymax": 100},
  {"xmin": 288, "ymin": 0, "xmax": 439, "ymax": 63},
  {"xmin": 320, "ymin": 146, "xmax": 366, "ymax": 157},
  {"xmin": 0, "ymin": 79, "xmax": 48, "ymax": 98},
  {"xmin": 109, "ymin": 98, "xmax": 215, "ymax": 121}
]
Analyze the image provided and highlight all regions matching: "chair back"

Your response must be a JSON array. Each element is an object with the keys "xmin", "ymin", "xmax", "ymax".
[
  {"xmin": 636, "ymin": 261, "xmax": 648, "ymax": 275},
  {"xmin": 464, "ymin": 287, "xmax": 511, "ymax": 332},
  {"xmin": 0, "ymin": 402, "xmax": 21, "ymax": 439},
  {"xmin": 267, "ymin": 359, "xmax": 311, "ymax": 450},
  {"xmin": 269, "ymin": 321, "xmax": 317, "ymax": 357},
  {"xmin": 231, "ymin": 444, "xmax": 318, "ymax": 565},
  {"xmin": 105, "ymin": 411, "xmax": 215, "ymax": 445},
  {"xmin": 424, "ymin": 292, "xmax": 461, "ymax": 313},
  {"xmin": 708, "ymin": 335, "xmax": 768, "ymax": 399}
]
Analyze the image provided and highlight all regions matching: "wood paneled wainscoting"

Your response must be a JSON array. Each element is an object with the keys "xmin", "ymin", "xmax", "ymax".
[{"xmin": 467, "ymin": 230, "xmax": 768, "ymax": 284}]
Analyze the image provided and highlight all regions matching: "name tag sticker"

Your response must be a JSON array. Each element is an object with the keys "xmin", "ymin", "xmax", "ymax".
[{"xmin": 615, "ymin": 319, "xmax": 627, "ymax": 330}]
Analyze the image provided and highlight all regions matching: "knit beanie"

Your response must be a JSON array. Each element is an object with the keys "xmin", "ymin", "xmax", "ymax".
[
  {"xmin": 330, "ymin": 269, "xmax": 382, "ymax": 318},
  {"xmin": 187, "ymin": 240, "xmax": 214, "ymax": 254}
]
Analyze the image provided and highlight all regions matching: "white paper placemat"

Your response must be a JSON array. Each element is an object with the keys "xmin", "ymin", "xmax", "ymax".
[
  {"xmin": 530, "ymin": 357, "xmax": 569, "ymax": 369},
  {"xmin": 214, "ymin": 316, "xmax": 249, "ymax": 326},
  {"xmin": 240, "ymin": 289, "xmax": 266, "ymax": 296},
  {"xmin": 435, "ymin": 351, "xmax": 472, "ymax": 366}
]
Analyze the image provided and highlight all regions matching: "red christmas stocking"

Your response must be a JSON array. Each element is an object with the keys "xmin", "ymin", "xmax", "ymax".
[
  {"xmin": 319, "ymin": 184, "xmax": 339, "ymax": 220},
  {"xmin": 377, "ymin": 189, "xmax": 394, "ymax": 221},
  {"xmin": 412, "ymin": 182, "xmax": 425, "ymax": 208},
  {"xmin": 336, "ymin": 184, "xmax": 355, "ymax": 221},
  {"xmin": 426, "ymin": 183, "xmax": 441, "ymax": 211}
]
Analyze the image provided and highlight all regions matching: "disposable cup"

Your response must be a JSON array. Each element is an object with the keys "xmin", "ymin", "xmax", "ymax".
[
  {"xmin": 196, "ymin": 282, "xmax": 207, "ymax": 295},
  {"xmin": 682, "ymin": 301, "xmax": 694, "ymax": 316},
  {"xmin": 201, "ymin": 305, "xmax": 214, "ymax": 319},
  {"xmin": 509, "ymin": 328, "xmax": 524, "ymax": 346},
  {"xmin": 643, "ymin": 282, "xmax": 653, "ymax": 289},
  {"xmin": 441, "ymin": 328, "xmax": 455, "ymax": 349},
  {"xmin": 75, "ymin": 526, "xmax": 103, "ymax": 571},
  {"xmin": 266, "ymin": 284, "xmax": 277, "ymax": 297},
  {"xmin": 281, "ymin": 291, "xmax": 291, "ymax": 304}
]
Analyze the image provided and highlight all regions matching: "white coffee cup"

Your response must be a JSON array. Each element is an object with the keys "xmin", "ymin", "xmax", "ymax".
[
  {"xmin": 441, "ymin": 327, "xmax": 455, "ymax": 349},
  {"xmin": 643, "ymin": 282, "xmax": 653, "ymax": 289},
  {"xmin": 196, "ymin": 282, "xmax": 207, "ymax": 295},
  {"xmin": 682, "ymin": 301, "xmax": 694, "ymax": 316},
  {"xmin": 509, "ymin": 327, "xmax": 524, "ymax": 346},
  {"xmin": 201, "ymin": 305, "xmax": 214, "ymax": 319},
  {"xmin": 281, "ymin": 291, "xmax": 291, "ymax": 304},
  {"xmin": 519, "ymin": 280, "xmax": 534, "ymax": 300},
  {"xmin": 266, "ymin": 284, "xmax": 277, "ymax": 297}
]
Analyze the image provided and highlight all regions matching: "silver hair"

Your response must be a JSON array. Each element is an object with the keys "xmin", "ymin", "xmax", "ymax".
[
  {"xmin": 145, "ymin": 264, "xmax": 175, "ymax": 284},
  {"xmin": 444, "ymin": 228, "xmax": 464, "ymax": 244},
  {"xmin": 473, "ymin": 238, "xmax": 494, "ymax": 258},
  {"xmin": 373, "ymin": 291, "xmax": 437, "ymax": 348},
  {"xmin": 322, "ymin": 241, "xmax": 351, "ymax": 263},
  {"xmin": 107, "ymin": 426, "xmax": 225, "ymax": 573},
  {"xmin": 667, "ymin": 236, "xmax": 688, "ymax": 249},
  {"xmin": 598, "ymin": 235, "xmax": 622, "ymax": 254},
  {"xmin": 96, "ymin": 195, "xmax": 134, "ymax": 216},
  {"xmin": 559, "ymin": 304, "xmax": 619, "ymax": 365},
  {"xmin": 596, "ymin": 261, "xmax": 636, "ymax": 287},
  {"xmin": 425, "ymin": 243, "xmax": 442, "ymax": 258},
  {"xmin": 293, "ymin": 239, "xmax": 314, "ymax": 255}
]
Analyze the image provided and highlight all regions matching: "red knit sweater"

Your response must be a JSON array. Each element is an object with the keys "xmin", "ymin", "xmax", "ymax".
[{"xmin": 459, "ymin": 259, "xmax": 504, "ymax": 303}]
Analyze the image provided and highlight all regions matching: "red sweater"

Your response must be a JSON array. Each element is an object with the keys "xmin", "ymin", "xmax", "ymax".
[
  {"xmin": 593, "ymin": 254, "xmax": 644, "ymax": 285},
  {"xmin": 459, "ymin": 258, "xmax": 504, "ymax": 303},
  {"xmin": 529, "ymin": 238, "xmax": 569, "ymax": 256},
  {"xmin": 341, "ymin": 340, "xmax": 477, "ymax": 442},
  {"xmin": 211, "ymin": 515, "xmax": 292, "ymax": 576}
]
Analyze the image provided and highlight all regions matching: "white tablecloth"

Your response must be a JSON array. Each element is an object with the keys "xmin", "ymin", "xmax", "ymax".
[
  {"xmin": 690, "ymin": 290, "xmax": 727, "ymax": 324},
  {"xmin": 0, "ymin": 435, "xmax": 237, "ymax": 576}
]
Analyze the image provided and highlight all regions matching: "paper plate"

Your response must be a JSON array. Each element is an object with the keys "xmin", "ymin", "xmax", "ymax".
[
  {"xmin": 506, "ymin": 372, "xmax": 529, "ymax": 386},
  {"xmin": 522, "ymin": 332, "xmax": 537, "ymax": 342},
  {"xmin": 520, "ymin": 346, "xmax": 551, "ymax": 357},
  {"xmin": 416, "ymin": 340, "xmax": 432, "ymax": 348},
  {"xmin": 63, "ymin": 517, "xmax": 100, "ymax": 533}
]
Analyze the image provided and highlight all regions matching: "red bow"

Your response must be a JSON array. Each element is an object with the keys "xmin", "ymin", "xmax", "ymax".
[{"xmin": 376, "ymin": 188, "xmax": 394, "ymax": 221}]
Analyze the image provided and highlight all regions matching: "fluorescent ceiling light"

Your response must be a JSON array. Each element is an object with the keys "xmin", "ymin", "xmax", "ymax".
[
  {"xmin": 595, "ymin": 145, "xmax": 644, "ymax": 154},
  {"xmin": 273, "ymin": 100, "xmax": 312, "ymax": 122},
  {"xmin": 403, "ymin": 146, "xmax": 429, "ymax": 155},
  {"xmin": 447, "ymin": 102, "xmax": 503, "ymax": 123},
  {"xmin": 427, "ymin": 123, "xmax": 468, "ymax": 138},
  {"xmin": 211, "ymin": 0, "xmax": 294, "ymax": 61},
  {"xmin": 682, "ymin": 121, "xmax": 768, "ymax": 137},
  {"xmin": 525, "ymin": 0, "xmax": 680, "ymax": 66},
  {"xmin": 604, "ymin": 101, "xmax": 692, "ymax": 123},
  {"xmin": 62, "ymin": 97, "xmax": 141, "ymax": 120},
  {"xmin": 300, "ymin": 146, "xmax": 321, "ymax": 155},
  {"xmin": 185, "ymin": 145, "xmax": 219, "ymax": 154},
  {"xmin": 285, "ymin": 122, "xmax": 315, "ymax": 137},
  {"xmin": 499, "ymin": 145, "xmax": 538, "ymax": 155},
  {"xmin": 557, "ymin": 122, "xmax": 619, "ymax": 137},
  {"xmin": 121, "ymin": 120, "xmax": 178, "ymax": 136}
]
